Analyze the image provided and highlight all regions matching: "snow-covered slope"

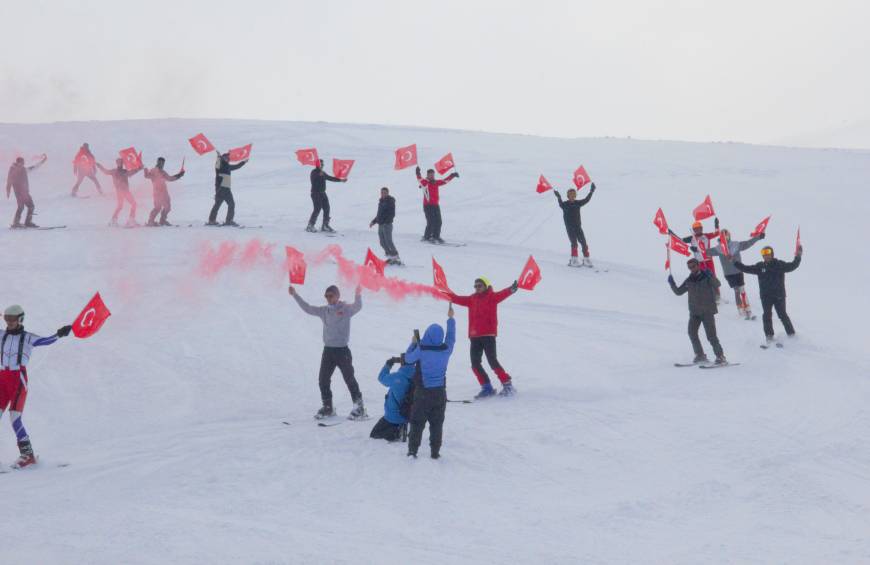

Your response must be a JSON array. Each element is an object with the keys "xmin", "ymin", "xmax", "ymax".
[{"xmin": 1, "ymin": 120, "xmax": 868, "ymax": 564}]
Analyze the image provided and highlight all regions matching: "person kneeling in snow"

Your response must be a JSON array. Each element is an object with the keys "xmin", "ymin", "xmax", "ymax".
[
  {"xmin": 404, "ymin": 304, "xmax": 456, "ymax": 459},
  {"xmin": 369, "ymin": 347, "xmax": 416, "ymax": 442},
  {"xmin": 1, "ymin": 305, "xmax": 72, "ymax": 469}
]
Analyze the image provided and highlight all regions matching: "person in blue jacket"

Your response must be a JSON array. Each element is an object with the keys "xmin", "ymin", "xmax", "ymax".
[
  {"xmin": 369, "ymin": 345, "xmax": 416, "ymax": 442},
  {"xmin": 404, "ymin": 303, "xmax": 456, "ymax": 459}
]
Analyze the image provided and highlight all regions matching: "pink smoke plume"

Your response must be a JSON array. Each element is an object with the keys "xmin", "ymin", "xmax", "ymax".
[{"xmin": 197, "ymin": 238, "xmax": 276, "ymax": 278}]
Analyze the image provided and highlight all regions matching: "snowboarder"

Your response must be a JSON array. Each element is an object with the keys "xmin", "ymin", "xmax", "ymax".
[
  {"xmin": 671, "ymin": 219, "xmax": 721, "ymax": 301},
  {"xmin": 370, "ymin": 347, "xmax": 416, "ymax": 442},
  {"xmin": 554, "ymin": 183, "xmax": 596, "ymax": 267},
  {"xmin": 288, "ymin": 284, "xmax": 367, "ymax": 420},
  {"xmin": 707, "ymin": 229, "xmax": 765, "ymax": 319},
  {"xmin": 71, "ymin": 143, "xmax": 103, "ymax": 197},
  {"xmin": 306, "ymin": 160, "xmax": 346, "ymax": 233},
  {"xmin": 1, "ymin": 305, "xmax": 72, "ymax": 469},
  {"xmin": 668, "ymin": 258, "xmax": 727, "ymax": 365},
  {"xmin": 404, "ymin": 303, "xmax": 456, "ymax": 459},
  {"xmin": 734, "ymin": 244, "xmax": 803, "ymax": 343},
  {"xmin": 5, "ymin": 155, "xmax": 47, "ymax": 228},
  {"xmin": 369, "ymin": 187, "xmax": 401, "ymax": 265},
  {"xmin": 207, "ymin": 152, "xmax": 247, "ymax": 226},
  {"xmin": 97, "ymin": 158, "xmax": 142, "ymax": 227},
  {"xmin": 415, "ymin": 166, "xmax": 459, "ymax": 243},
  {"xmin": 144, "ymin": 157, "xmax": 185, "ymax": 226},
  {"xmin": 445, "ymin": 277, "xmax": 519, "ymax": 398}
]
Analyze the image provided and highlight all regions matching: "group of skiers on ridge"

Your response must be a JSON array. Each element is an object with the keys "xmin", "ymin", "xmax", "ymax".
[
  {"xmin": 668, "ymin": 216, "xmax": 804, "ymax": 364},
  {"xmin": 287, "ymin": 273, "xmax": 519, "ymax": 459}
]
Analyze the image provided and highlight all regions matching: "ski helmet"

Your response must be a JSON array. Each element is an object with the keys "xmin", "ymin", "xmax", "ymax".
[
  {"xmin": 692, "ymin": 221, "xmax": 703, "ymax": 230},
  {"xmin": 4, "ymin": 304, "xmax": 24, "ymax": 322},
  {"xmin": 761, "ymin": 246, "xmax": 774, "ymax": 257}
]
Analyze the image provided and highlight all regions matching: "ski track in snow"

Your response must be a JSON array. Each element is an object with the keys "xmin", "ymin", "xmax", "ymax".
[{"xmin": 1, "ymin": 119, "xmax": 870, "ymax": 564}]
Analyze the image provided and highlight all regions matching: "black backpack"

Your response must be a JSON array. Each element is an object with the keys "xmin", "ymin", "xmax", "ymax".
[{"xmin": 399, "ymin": 365, "xmax": 419, "ymax": 420}]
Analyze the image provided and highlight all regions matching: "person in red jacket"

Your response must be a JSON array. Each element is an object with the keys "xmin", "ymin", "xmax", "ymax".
[
  {"xmin": 446, "ymin": 276, "xmax": 519, "ymax": 398},
  {"xmin": 415, "ymin": 166, "xmax": 459, "ymax": 244},
  {"xmin": 71, "ymin": 143, "xmax": 104, "ymax": 197}
]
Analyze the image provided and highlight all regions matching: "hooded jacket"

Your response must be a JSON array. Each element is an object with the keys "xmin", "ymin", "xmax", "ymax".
[
  {"xmin": 448, "ymin": 286, "xmax": 513, "ymax": 337},
  {"xmin": 669, "ymin": 270, "xmax": 721, "ymax": 315},
  {"xmin": 404, "ymin": 318, "xmax": 456, "ymax": 388},
  {"xmin": 377, "ymin": 344, "xmax": 416, "ymax": 424},
  {"xmin": 215, "ymin": 156, "xmax": 246, "ymax": 190}
]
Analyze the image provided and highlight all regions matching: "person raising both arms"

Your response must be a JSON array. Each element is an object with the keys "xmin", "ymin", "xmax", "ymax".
[
  {"xmin": 415, "ymin": 166, "xmax": 459, "ymax": 244},
  {"xmin": 554, "ymin": 183, "xmax": 596, "ymax": 267},
  {"xmin": 97, "ymin": 158, "xmax": 143, "ymax": 227},
  {"xmin": 706, "ymin": 229, "xmax": 764, "ymax": 319},
  {"xmin": 306, "ymin": 159, "xmax": 346, "ymax": 233},
  {"xmin": 144, "ymin": 157, "xmax": 185, "ymax": 227},
  {"xmin": 734, "ymin": 244, "xmax": 803, "ymax": 345},
  {"xmin": 71, "ymin": 142, "xmax": 103, "ymax": 197}
]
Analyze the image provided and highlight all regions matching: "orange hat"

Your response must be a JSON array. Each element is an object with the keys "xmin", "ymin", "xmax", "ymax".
[{"xmin": 692, "ymin": 221, "xmax": 703, "ymax": 229}]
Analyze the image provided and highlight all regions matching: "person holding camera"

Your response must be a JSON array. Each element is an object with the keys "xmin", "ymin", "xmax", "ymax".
[
  {"xmin": 369, "ymin": 345, "xmax": 417, "ymax": 442},
  {"xmin": 404, "ymin": 303, "xmax": 456, "ymax": 459}
]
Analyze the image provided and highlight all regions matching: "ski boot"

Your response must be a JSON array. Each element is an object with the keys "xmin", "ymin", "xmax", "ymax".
[
  {"xmin": 146, "ymin": 220, "xmax": 159, "ymax": 227},
  {"xmin": 205, "ymin": 221, "xmax": 220, "ymax": 226},
  {"xmin": 12, "ymin": 441, "xmax": 37, "ymax": 469},
  {"xmin": 474, "ymin": 382, "xmax": 497, "ymax": 399},
  {"xmin": 321, "ymin": 224, "xmax": 336, "ymax": 233},
  {"xmin": 420, "ymin": 236, "xmax": 431, "ymax": 242},
  {"xmin": 159, "ymin": 219, "xmax": 172, "ymax": 227},
  {"xmin": 568, "ymin": 256, "xmax": 579, "ymax": 267},
  {"xmin": 498, "ymin": 381, "xmax": 516, "ymax": 397},
  {"xmin": 223, "ymin": 220, "xmax": 239, "ymax": 227},
  {"xmin": 692, "ymin": 354, "xmax": 709, "ymax": 365},
  {"xmin": 431, "ymin": 449, "xmax": 440, "ymax": 460},
  {"xmin": 305, "ymin": 224, "xmax": 318, "ymax": 233},
  {"xmin": 348, "ymin": 398, "xmax": 368, "ymax": 420},
  {"xmin": 125, "ymin": 219, "xmax": 140, "ymax": 228},
  {"xmin": 407, "ymin": 451, "xmax": 418, "ymax": 459},
  {"xmin": 109, "ymin": 219, "xmax": 119, "ymax": 227},
  {"xmin": 714, "ymin": 354, "xmax": 728, "ymax": 366},
  {"xmin": 581, "ymin": 257, "xmax": 593, "ymax": 268},
  {"xmin": 314, "ymin": 403, "xmax": 336, "ymax": 420},
  {"xmin": 10, "ymin": 222, "xmax": 23, "ymax": 229},
  {"xmin": 433, "ymin": 237, "xmax": 445, "ymax": 244},
  {"xmin": 24, "ymin": 221, "xmax": 39, "ymax": 228}
]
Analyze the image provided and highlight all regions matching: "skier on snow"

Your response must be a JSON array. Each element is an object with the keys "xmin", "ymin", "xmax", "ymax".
[
  {"xmin": 97, "ymin": 158, "xmax": 143, "ymax": 227},
  {"xmin": 369, "ymin": 345, "xmax": 416, "ymax": 442},
  {"xmin": 404, "ymin": 303, "xmax": 456, "ymax": 459},
  {"xmin": 369, "ymin": 187, "xmax": 402, "ymax": 265},
  {"xmin": 734, "ymin": 244, "xmax": 803, "ymax": 344},
  {"xmin": 706, "ymin": 229, "xmax": 764, "ymax": 319},
  {"xmin": 306, "ymin": 159, "xmax": 346, "ymax": 233},
  {"xmin": 671, "ymin": 219, "xmax": 721, "ymax": 302},
  {"xmin": 71, "ymin": 143, "xmax": 103, "ymax": 197},
  {"xmin": 6, "ymin": 154, "xmax": 47, "ymax": 229},
  {"xmin": 288, "ymin": 284, "xmax": 367, "ymax": 420},
  {"xmin": 415, "ymin": 166, "xmax": 459, "ymax": 244},
  {"xmin": 1, "ymin": 305, "xmax": 72, "ymax": 469},
  {"xmin": 668, "ymin": 257, "xmax": 727, "ymax": 365},
  {"xmin": 144, "ymin": 157, "xmax": 185, "ymax": 226},
  {"xmin": 554, "ymin": 183, "xmax": 596, "ymax": 267},
  {"xmin": 207, "ymin": 152, "xmax": 247, "ymax": 227},
  {"xmin": 445, "ymin": 277, "xmax": 519, "ymax": 398}
]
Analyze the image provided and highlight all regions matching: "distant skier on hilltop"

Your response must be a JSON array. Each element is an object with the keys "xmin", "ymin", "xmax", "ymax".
[
  {"xmin": 6, "ymin": 154, "xmax": 47, "ymax": 229},
  {"xmin": 554, "ymin": 183, "xmax": 596, "ymax": 267},
  {"xmin": 306, "ymin": 159, "xmax": 346, "ymax": 233}
]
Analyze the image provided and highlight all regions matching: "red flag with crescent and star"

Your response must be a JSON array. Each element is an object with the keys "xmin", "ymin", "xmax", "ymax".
[
  {"xmin": 364, "ymin": 248, "xmax": 386, "ymax": 276},
  {"xmin": 434, "ymin": 153, "xmax": 455, "ymax": 175},
  {"xmin": 573, "ymin": 165, "xmax": 591, "ymax": 189},
  {"xmin": 285, "ymin": 246, "xmax": 307, "ymax": 284},
  {"xmin": 536, "ymin": 175, "xmax": 553, "ymax": 194},
  {"xmin": 71, "ymin": 292, "xmax": 111, "ymax": 339},
  {"xmin": 517, "ymin": 255, "xmax": 542, "ymax": 291},
  {"xmin": 228, "ymin": 144, "xmax": 252, "ymax": 162},
  {"xmin": 751, "ymin": 215, "xmax": 771, "ymax": 237},
  {"xmin": 394, "ymin": 144, "xmax": 418, "ymax": 170},
  {"xmin": 189, "ymin": 133, "xmax": 215, "ymax": 155},
  {"xmin": 119, "ymin": 147, "xmax": 142, "ymax": 171},
  {"xmin": 333, "ymin": 159, "xmax": 355, "ymax": 180},
  {"xmin": 693, "ymin": 195, "xmax": 716, "ymax": 221},
  {"xmin": 653, "ymin": 208, "xmax": 668, "ymax": 235},
  {"xmin": 296, "ymin": 148, "xmax": 319, "ymax": 167},
  {"xmin": 669, "ymin": 234, "xmax": 691, "ymax": 256},
  {"xmin": 432, "ymin": 257, "xmax": 451, "ymax": 293}
]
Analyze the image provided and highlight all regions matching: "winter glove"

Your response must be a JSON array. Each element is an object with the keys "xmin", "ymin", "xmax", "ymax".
[
  {"xmin": 510, "ymin": 280, "xmax": 519, "ymax": 293},
  {"xmin": 796, "ymin": 245, "xmax": 803, "ymax": 257},
  {"xmin": 553, "ymin": 190, "xmax": 561, "ymax": 198},
  {"xmin": 590, "ymin": 183, "xmax": 596, "ymax": 193},
  {"xmin": 714, "ymin": 217, "xmax": 720, "ymax": 229},
  {"xmin": 690, "ymin": 245, "xmax": 698, "ymax": 252},
  {"xmin": 759, "ymin": 232, "xmax": 766, "ymax": 239},
  {"xmin": 57, "ymin": 325, "xmax": 72, "ymax": 338},
  {"xmin": 386, "ymin": 357, "xmax": 397, "ymax": 368},
  {"xmin": 667, "ymin": 274, "xmax": 675, "ymax": 284},
  {"xmin": 415, "ymin": 166, "xmax": 421, "ymax": 175},
  {"xmin": 453, "ymin": 172, "xmax": 460, "ymax": 179}
]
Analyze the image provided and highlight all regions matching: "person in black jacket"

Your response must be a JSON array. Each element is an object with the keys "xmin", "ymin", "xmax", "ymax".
[
  {"xmin": 207, "ymin": 152, "xmax": 247, "ymax": 226},
  {"xmin": 369, "ymin": 187, "xmax": 401, "ymax": 264},
  {"xmin": 669, "ymin": 258, "xmax": 727, "ymax": 364},
  {"xmin": 554, "ymin": 184, "xmax": 596, "ymax": 267},
  {"xmin": 306, "ymin": 160, "xmax": 346, "ymax": 233},
  {"xmin": 734, "ymin": 245, "xmax": 803, "ymax": 342}
]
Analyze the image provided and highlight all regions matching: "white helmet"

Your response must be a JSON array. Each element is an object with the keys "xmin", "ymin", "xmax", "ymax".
[{"xmin": 4, "ymin": 304, "xmax": 24, "ymax": 322}]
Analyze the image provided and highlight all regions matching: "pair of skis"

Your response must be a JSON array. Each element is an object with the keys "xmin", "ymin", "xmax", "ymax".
[{"xmin": 674, "ymin": 362, "xmax": 741, "ymax": 370}]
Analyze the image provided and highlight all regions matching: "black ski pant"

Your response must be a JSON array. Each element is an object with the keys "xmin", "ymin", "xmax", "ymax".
[
  {"xmin": 378, "ymin": 223, "xmax": 399, "ymax": 256},
  {"xmin": 209, "ymin": 187, "xmax": 235, "ymax": 224},
  {"xmin": 309, "ymin": 191, "xmax": 330, "ymax": 227},
  {"xmin": 407, "ymin": 386, "xmax": 446, "ymax": 456},
  {"xmin": 761, "ymin": 296, "xmax": 795, "ymax": 337},
  {"xmin": 423, "ymin": 204, "xmax": 442, "ymax": 240},
  {"xmin": 688, "ymin": 313, "xmax": 724, "ymax": 358},
  {"xmin": 470, "ymin": 336, "xmax": 511, "ymax": 385},
  {"xmin": 370, "ymin": 417, "xmax": 402, "ymax": 442},
  {"xmin": 565, "ymin": 222, "xmax": 589, "ymax": 257},
  {"xmin": 318, "ymin": 346, "xmax": 361, "ymax": 406},
  {"xmin": 13, "ymin": 191, "xmax": 35, "ymax": 225}
]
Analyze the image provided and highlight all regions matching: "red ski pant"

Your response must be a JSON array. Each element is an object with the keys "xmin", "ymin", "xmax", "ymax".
[{"xmin": 0, "ymin": 368, "xmax": 28, "ymax": 413}]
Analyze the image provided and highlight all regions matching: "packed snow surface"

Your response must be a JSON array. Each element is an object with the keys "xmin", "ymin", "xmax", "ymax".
[{"xmin": 1, "ymin": 120, "xmax": 869, "ymax": 564}]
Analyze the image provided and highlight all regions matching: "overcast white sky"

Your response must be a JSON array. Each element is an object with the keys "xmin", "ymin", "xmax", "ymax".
[{"xmin": 2, "ymin": 0, "xmax": 869, "ymax": 147}]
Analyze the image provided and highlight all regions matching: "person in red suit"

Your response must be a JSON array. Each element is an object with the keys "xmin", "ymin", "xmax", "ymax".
[
  {"xmin": 415, "ymin": 166, "xmax": 459, "ymax": 243},
  {"xmin": 445, "ymin": 276, "xmax": 518, "ymax": 398}
]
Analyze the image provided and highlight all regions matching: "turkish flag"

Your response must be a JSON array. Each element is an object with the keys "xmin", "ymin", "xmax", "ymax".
[
  {"xmin": 653, "ymin": 208, "xmax": 668, "ymax": 235},
  {"xmin": 296, "ymin": 148, "xmax": 319, "ymax": 167},
  {"xmin": 189, "ymin": 133, "xmax": 215, "ymax": 155},
  {"xmin": 228, "ymin": 144, "xmax": 252, "ymax": 162},
  {"xmin": 536, "ymin": 174, "xmax": 553, "ymax": 194},
  {"xmin": 572, "ymin": 165, "xmax": 591, "ymax": 189},
  {"xmin": 719, "ymin": 232, "xmax": 730, "ymax": 257},
  {"xmin": 795, "ymin": 227, "xmax": 801, "ymax": 255},
  {"xmin": 285, "ymin": 246, "xmax": 307, "ymax": 284},
  {"xmin": 364, "ymin": 248, "xmax": 386, "ymax": 276},
  {"xmin": 434, "ymin": 153, "xmax": 455, "ymax": 175},
  {"xmin": 71, "ymin": 292, "xmax": 111, "ymax": 339},
  {"xmin": 751, "ymin": 215, "xmax": 771, "ymax": 237},
  {"xmin": 119, "ymin": 147, "xmax": 142, "ymax": 171},
  {"xmin": 517, "ymin": 255, "xmax": 542, "ymax": 291},
  {"xmin": 333, "ymin": 159, "xmax": 355, "ymax": 180},
  {"xmin": 669, "ymin": 234, "xmax": 691, "ymax": 256},
  {"xmin": 693, "ymin": 195, "xmax": 716, "ymax": 221},
  {"xmin": 432, "ymin": 257, "xmax": 451, "ymax": 293},
  {"xmin": 394, "ymin": 144, "xmax": 418, "ymax": 170}
]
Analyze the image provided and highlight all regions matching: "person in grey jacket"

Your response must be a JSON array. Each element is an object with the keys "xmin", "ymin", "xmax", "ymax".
[
  {"xmin": 706, "ymin": 230, "xmax": 764, "ymax": 319},
  {"xmin": 668, "ymin": 258, "xmax": 727, "ymax": 365},
  {"xmin": 288, "ymin": 283, "xmax": 366, "ymax": 419}
]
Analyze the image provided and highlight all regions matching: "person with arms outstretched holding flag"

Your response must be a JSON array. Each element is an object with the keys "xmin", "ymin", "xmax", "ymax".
[
  {"xmin": 307, "ymin": 160, "xmax": 346, "ymax": 233},
  {"xmin": 208, "ymin": 152, "xmax": 247, "ymax": 226},
  {"xmin": 707, "ymin": 229, "xmax": 764, "ymax": 319},
  {"xmin": 554, "ymin": 183, "xmax": 596, "ymax": 267},
  {"xmin": 97, "ymin": 158, "xmax": 142, "ymax": 227},
  {"xmin": 6, "ymin": 155, "xmax": 47, "ymax": 228},
  {"xmin": 446, "ymin": 277, "xmax": 518, "ymax": 398},
  {"xmin": 1, "ymin": 305, "xmax": 72, "ymax": 469},
  {"xmin": 734, "ymin": 245, "xmax": 803, "ymax": 344},
  {"xmin": 415, "ymin": 166, "xmax": 459, "ymax": 244}
]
